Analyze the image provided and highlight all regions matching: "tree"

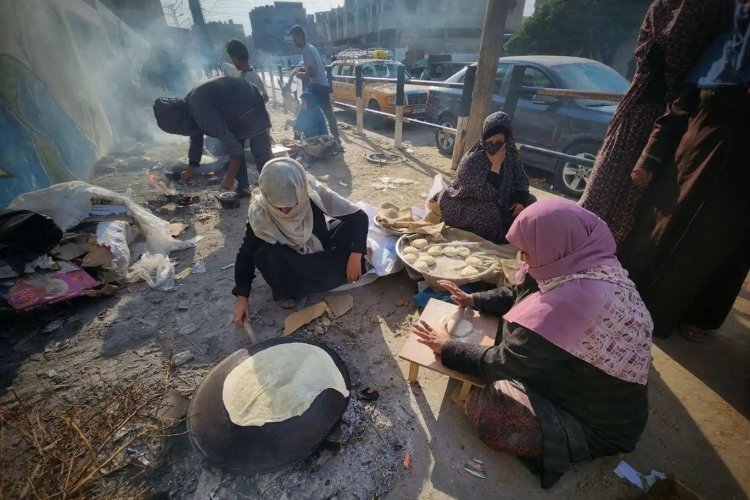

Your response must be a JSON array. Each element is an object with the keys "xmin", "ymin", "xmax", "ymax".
[{"xmin": 505, "ymin": 0, "xmax": 650, "ymax": 66}]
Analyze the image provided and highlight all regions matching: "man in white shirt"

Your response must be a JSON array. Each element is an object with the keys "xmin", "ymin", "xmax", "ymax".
[
  {"xmin": 226, "ymin": 39, "xmax": 268, "ymax": 102},
  {"xmin": 290, "ymin": 25, "xmax": 340, "ymax": 141}
]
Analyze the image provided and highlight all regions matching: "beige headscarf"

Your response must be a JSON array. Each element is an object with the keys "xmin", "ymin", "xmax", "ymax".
[{"xmin": 248, "ymin": 158, "xmax": 361, "ymax": 254}]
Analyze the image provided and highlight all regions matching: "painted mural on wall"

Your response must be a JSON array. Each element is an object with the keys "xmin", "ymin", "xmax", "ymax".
[{"xmin": 0, "ymin": 0, "xmax": 147, "ymax": 207}]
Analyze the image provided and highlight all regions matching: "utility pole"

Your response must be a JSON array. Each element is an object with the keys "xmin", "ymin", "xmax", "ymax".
[{"xmin": 462, "ymin": 0, "xmax": 517, "ymax": 154}]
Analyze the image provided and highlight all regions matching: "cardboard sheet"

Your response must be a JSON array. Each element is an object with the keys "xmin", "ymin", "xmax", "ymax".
[
  {"xmin": 325, "ymin": 294, "xmax": 353, "ymax": 318},
  {"xmin": 283, "ymin": 301, "xmax": 328, "ymax": 336}
]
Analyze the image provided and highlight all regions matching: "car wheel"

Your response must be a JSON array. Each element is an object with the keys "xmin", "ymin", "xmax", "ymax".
[
  {"xmin": 554, "ymin": 144, "xmax": 598, "ymax": 198},
  {"xmin": 435, "ymin": 113, "xmax": 457, "ymax": 156},
  {"xmin": 366, "ymin": 100, "xmax": 385, "ymax": 129}
]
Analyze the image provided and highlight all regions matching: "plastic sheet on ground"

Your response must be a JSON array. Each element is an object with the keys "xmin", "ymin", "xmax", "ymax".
[{"xmin": 9, "ymin": 181, "xmax": 198, "ymax": 289}]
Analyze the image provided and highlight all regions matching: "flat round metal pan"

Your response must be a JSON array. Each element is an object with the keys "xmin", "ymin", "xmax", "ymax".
[{"xmin": 187, "ymin": 338, "xmax": 351, "ymax": 474}]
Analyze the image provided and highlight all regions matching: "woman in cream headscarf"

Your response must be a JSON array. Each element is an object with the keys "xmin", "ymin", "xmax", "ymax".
[{"xmin": 232, "ymin": 158, "xmax": 368, "ymax": 324}]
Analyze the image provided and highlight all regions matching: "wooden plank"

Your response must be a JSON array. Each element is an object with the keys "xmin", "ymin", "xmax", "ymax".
[{"xmin": 398, "ymin": 299, "xmax": 499, "ymax": 387}]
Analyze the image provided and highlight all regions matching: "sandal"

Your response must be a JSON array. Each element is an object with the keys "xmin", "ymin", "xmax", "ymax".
[
  {"xmin": 279, "ymin": 299, "xmax": 296, "ymax": 310},
  {"xmin": 677, "ymin": 323, "xmax": 708, "ymax": 342}
]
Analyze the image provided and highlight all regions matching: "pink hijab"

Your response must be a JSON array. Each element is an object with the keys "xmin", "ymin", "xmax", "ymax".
[{"xmin": 503, "ymin": 199, "xmax": 653, "ymax": 385}]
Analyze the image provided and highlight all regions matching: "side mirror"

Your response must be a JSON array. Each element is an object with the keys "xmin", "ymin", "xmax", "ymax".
[{"xmin": 531, "ymin": 94, "xmax": 559, "ymax": 106}]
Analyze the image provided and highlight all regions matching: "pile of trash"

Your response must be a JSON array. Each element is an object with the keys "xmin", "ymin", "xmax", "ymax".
[{"xmin": 1, "ymin": 181, "xmax": 199, "ymax": 311}]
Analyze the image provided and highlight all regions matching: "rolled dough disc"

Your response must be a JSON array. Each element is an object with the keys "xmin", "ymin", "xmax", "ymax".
[
  {"xmin": 412, "ymin": 238, "xmax": 428, "ymax": 249},
  {"xmin": 456, "ymin": 247, "xmax": 471, "ymax": 258},
  {"xmin": 403, "ymin": 246, "xmax": 419, "ymax": 255},
  {"xmin": 222, "ymin": 343, "xmax": 349, "ymax": 427},
  {"xmin": 461, "ymin": 266, "xmax": 479, "ymax": 277},
  {"xmin": 427, "ymin": 246, "xmax": 443, "ymax": 256},
  {"xmin": 451, "ymin": 319, "xmax": 473, "ymax": 337},
  {"xmin": 465, "ymin": 256, "xmax": 482, "ymax": 267},
  {"xmin": 403, "ymin": 253, "xmax": 418, "ymax": 264},
  {"xmin": 443, "ymin": 246, "xmax": 457, "ymax": 257},
  {"xmin": 419, "ymin": 255, "xmax": 436, "ymax": 266},
  {"xmin": 413, "ymin": 260, "xmax": 429, "ymax": 272}
]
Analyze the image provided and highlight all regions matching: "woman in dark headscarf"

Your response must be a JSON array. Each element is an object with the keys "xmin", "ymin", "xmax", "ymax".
[
  {"xmin": 620, "ymin": 0, "xmax": 750, "ymax": 339},
  {"xmin": 438, "ymin": 112, "xmax": 535, "ymax": 244},
  {"xmin": 412, "ymin": 199, "xmax": 653, "ymax": 489},
  {"xmin": 579, "ymin": 0, "xmax": 734, "ymax": 245}
]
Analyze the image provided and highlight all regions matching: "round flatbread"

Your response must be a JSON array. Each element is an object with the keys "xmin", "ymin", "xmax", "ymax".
[
  {"xmin": 456, "ymin": 247, "xmax": 471, "ymax": 258},
  {"xmin": 461, "ymin": 266, "xmax": 479, "ymax": 277},
  {"xmin": 222, "ymin": 344, "xmax": 349, "ymax": 427},
  {"xmin": 427, "ymin": 246, "xmax": 443, "ymax": 256},
  {"xmin": 412, "ymin": 238, "xmax": 428, "ymax": 249},
  {"xmin": 403, "ymin": 246, "xmax": 419, "ymax": 255},
  {"xmin": 403, "ymin": 253, "xmax": 418, "ymax": 264},
  {"xmin": 465, "ymin": 256, "xmax": 483, "ymax": 267}
]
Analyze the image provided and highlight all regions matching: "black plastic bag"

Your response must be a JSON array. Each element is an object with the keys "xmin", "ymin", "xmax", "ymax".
[{"xmin": 0, "ymin": 209, "xmax": 63, "ymax": 274}]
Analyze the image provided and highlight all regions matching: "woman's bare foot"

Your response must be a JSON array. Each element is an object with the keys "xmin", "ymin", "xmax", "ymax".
[
  {"xmin": 279, "ymin": 299, "xmax": 296, "ymax": 309},
  {"xmin": 677, "ymin": 323, "xmax": 708, "ymax": 342}
]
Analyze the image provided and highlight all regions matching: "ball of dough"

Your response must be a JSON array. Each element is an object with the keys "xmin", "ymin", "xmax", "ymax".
[
  {"xmin": 465, "ymin": 256, "xmax": 483, "ymax": 267},
  {"xmin": 403, "ymin": 246, "xmax": 419, "ymax": 255},
  {"xmin": 427, "ymin": 246, "xmax": 443, "ymax": 256},
  {"xmin": 403, "ymin": 253, "xmax": 418, "ymax": 264},
  {"xmin": 412, "ymin": 238, "xmax": 429, "ymax": 249},
  {"xmin": 461, "ymin": 266, "xmax": 479, "ymax": 277},
  {"xmin": 443, "ymin": 246, "xmax": 457, "ymax": 257},
  {"xmin": 419, "ymin": 255, "xmax": 436, "ymax": 267},
  {"xmin": 456, "ymin": 246, "xmax": 471, "ymax": 258},
  {"xmin": 413, "ymin": 260, "xmax": 429, "ymax": 272}
]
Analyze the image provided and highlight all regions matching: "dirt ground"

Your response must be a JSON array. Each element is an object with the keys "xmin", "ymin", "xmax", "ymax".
[{"xmin": 1, "ymin": 95, "xmax": 748, "ymax": 499}]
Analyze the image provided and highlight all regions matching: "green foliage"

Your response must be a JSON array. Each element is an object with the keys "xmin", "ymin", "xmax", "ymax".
[{"xmin": 506, "ymin": 0, "xmax": 650, "ymax": 65}]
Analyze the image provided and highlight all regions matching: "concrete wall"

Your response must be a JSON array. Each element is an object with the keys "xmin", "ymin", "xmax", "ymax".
[{"xmin": 0, "ymin": 0, "xmax": 148, "ymax": 207}]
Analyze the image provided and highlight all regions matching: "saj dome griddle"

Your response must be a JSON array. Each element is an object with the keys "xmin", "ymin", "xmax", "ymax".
[{"xmin": 187, "ymin": 338, "xmax": 351, "ymax": 473}]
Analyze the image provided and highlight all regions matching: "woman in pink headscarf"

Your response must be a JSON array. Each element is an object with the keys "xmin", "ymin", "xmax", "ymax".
[{"xmin": 411, "ymin": 199, "xmax": 653, "ymax": 489}]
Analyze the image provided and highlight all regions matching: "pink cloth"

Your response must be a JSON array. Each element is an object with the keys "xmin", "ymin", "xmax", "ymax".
[{"xmin": 504, "ymin": 199, "xmax": 653, "ymax": 385}]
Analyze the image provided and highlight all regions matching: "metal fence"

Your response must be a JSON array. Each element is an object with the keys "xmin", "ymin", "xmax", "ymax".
[{"xmin": 259, "ymin": 63, "xmax": 625, "ymax": 172}]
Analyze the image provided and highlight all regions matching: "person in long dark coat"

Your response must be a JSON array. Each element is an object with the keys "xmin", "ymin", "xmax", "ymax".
[
  {"xmin": 438, "ymin": 112, "xmax": 535, "ymax": 244},
  {"xmin": 412, "ymin": 199, "xmax": 654, "ymax": 489},
  {"xmin": 579, "ymin": 0, "xmax": 734, "ymax": 245},
  {"xmin": 620, "ymin": 0, "xmax": 750, "ymax": 339}
]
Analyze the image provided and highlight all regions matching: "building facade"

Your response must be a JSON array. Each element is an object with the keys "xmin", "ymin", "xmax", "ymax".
[
  {"xmin": 249, "ymin": 2, "xmax": 308, "ymax": 55},
  {"xmin": 307, "ymin": 0, "xmax": 526, "ymax": 60}
]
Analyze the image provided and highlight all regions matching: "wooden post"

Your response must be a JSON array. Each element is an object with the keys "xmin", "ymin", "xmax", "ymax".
[
  {"xmin": 277, "ymin": 64, "xmax": 284, "ymax": 89},
  {"xmin": 394, "ymin": 65, "xmax": 405, "ymax": 148},
  {"xmin": 451, "ymin": 65, "xmax": 476, "ymax": 170},
  {"xmin": 355, "ymin": 65, "xmax": 364, "ymax": 133},
  {"xmin": 408, "ymin": 363, "xmax": 419, "ymax": 382},
  {"xmin": 463, "ymin": 0, "xmax": 517, "ymax": 152}
]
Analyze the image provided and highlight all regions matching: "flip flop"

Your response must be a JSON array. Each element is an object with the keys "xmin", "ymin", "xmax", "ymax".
[{"xmin": 677, "ymin": 323, "xmax": 708, "ymax": 342}]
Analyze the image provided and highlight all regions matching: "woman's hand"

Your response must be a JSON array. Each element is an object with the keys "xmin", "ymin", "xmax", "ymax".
[
  {"xmin": 631, "ymin": 168, "xmax": 653, "ymax": 187},
  {"xmin": 410, "ymin": 320, "xmax": 451, "ymax": 354},
  {"xmin": 347, "ymin": 252, "xmax": 363, "ymax": 283},
  {"xmin": 233, "ymin": 296, "xmax": 252, "ymax": 327},
  {"xmin": 510, "ymin": 203, "xmax": 524, "ymax": 218},
  {"xmin": 488, "ymin": 144, "xmax": 507, "ymax": 173},
  {"xmin": 437, "ymin": 280, "xmax": 474, "ymax": 307}
]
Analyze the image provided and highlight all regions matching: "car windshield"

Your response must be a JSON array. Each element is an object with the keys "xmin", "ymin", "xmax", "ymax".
[
  {"xmin": 554, "ymin": 63, "xmax": 629, "ymax": 92},
  {"xmin": 553, "ymin": 62, "xmax": 629, "ymax": 106},
  {"xmin": 363, "ymin": 62, "xmax": 411, "ymax": 81}
]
